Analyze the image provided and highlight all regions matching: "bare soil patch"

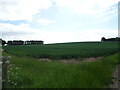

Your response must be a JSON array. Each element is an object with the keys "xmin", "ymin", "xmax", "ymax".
[
  {"xmin": 38, "ymin": 56, "xmax": 102, "ymax": 64},
  {"xmin": 108, "ymin": 64, "xmax": 120, "ymax": 88},
  {"xmin": 59, "ymin": 59, "xmax": 79, "ymax": 64},
  {"xmin": 38, "ymin": 58, "xmax": 52, "ymax": 62},
  {"xmin": 82, "ymin": 57, "xmax": 102, "ymax": 63}
]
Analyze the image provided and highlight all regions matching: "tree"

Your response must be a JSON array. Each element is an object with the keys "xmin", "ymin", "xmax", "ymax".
[
  {"xmin": 2, "ymin": 40, "xmax": 6, "ymax": 46},
  {"xmin": 101, "ymin": 37, "xmax": 106, "ymax": 41}
]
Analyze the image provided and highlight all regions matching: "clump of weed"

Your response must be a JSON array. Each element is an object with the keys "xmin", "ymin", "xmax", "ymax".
[{"xmin": 7, "ymin": 64, "xmax": 33, "ymax": 88}]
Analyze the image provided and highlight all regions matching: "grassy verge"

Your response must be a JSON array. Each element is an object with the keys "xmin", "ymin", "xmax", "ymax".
[{"xmin": 3, "ymin": 52, "xmax": 120, "ymax": 88}]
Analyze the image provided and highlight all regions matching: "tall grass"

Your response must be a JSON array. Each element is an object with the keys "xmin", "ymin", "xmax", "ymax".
[{"xmin": 3, "ymin": 52, "xmax": 119, "ymax": 88}]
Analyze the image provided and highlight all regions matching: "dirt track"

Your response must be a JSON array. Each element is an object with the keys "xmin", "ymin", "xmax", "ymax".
[{"xmin": 108, "ymin": 64, "xmax": 120, "ymax": 89}]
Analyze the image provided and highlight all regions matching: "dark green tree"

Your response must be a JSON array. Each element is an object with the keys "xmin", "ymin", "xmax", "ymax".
[
  {"xmin": 2, "ymin": 40, "xmax": 6, "ymax": 46},
  {"xmin": 101, "ymin": 37, "xmax": 106, "ymax": 41}
]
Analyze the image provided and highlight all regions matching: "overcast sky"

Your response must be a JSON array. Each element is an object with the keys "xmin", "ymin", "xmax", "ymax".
[{"xmin": 0, "ymin": 0, "xmax": 119, "ymax": 44}]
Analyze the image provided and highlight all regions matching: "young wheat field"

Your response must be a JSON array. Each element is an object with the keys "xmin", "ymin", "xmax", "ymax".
[{"xmin": 3, "ymin": 41, "xmax": 120, "ymax": 88}]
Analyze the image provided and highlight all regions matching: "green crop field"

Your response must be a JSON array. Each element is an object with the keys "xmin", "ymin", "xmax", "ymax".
[
  {"xmin": 2, "ymin": 41, "xmax": 120, "ymax": 88},
  {"xmin": 3, "ymin": 41, "xmax": 119, "ymax": 59}
]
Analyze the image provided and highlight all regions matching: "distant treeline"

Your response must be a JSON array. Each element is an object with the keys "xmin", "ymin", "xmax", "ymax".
[
  {"xmin": 101, "ymin": 37, "xmax": 120, "ymax": 41},
  {"xmin": 1, "ymin": 40, "xmax": 44, "ymax": 46}
]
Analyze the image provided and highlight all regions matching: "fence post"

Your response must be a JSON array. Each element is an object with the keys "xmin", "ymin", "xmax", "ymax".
[
  {"xmin": 0, "ymin": 39, "xmax": 2, "ymax": 90},
  {"xmin": 2, "ymin": 56, "xmax": 9, "ymax": 88}
]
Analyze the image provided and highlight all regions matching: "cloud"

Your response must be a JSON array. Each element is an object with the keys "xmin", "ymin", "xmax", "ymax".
[
  {"xmin": 53, "ymin": 0, "xmax": 119, "ymax": 15},
  {"xmin": 75, "ymin": 24, "xmax": 82, "ymax": 27},
  {"xmin": 0, "ymin": 23, "xmax": 35, "ymax": 40},
  {"xmin": 0, "ymin": 0, "xmax": 118, "ymax": 44},
  {"xmin": 0, "ymin": 0, "xmax": 53, "ymax": 21},
  {"xmin": 38, "ymin": 19, "xmax": 56, "ymax": 25},
  {"xmin": 96, "ymin": 5, "xmax": 118, "ymax": 23},
  {"xmin": 0, "ymin": 23, "xmax": 118, "ymax": 43}
]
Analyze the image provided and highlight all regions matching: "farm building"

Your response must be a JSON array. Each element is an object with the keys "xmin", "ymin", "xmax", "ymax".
[
  {"xmin": 25, "ymin": 40, "xmax": 43, "ymax": 45},
  {"xmin": 7, "ymin": 40, "xmax": 44, "ymax": 45},
  {"xmin": 13, "ymin": 40, "xmax": 24, "ymax": 45},
  {"xmin": 7, "ymin": 40, "xmax": 24, "ymax": 45},
  {"xmin": 7, "ymin": 41, "xmax": 13, "ymax": 45}
]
